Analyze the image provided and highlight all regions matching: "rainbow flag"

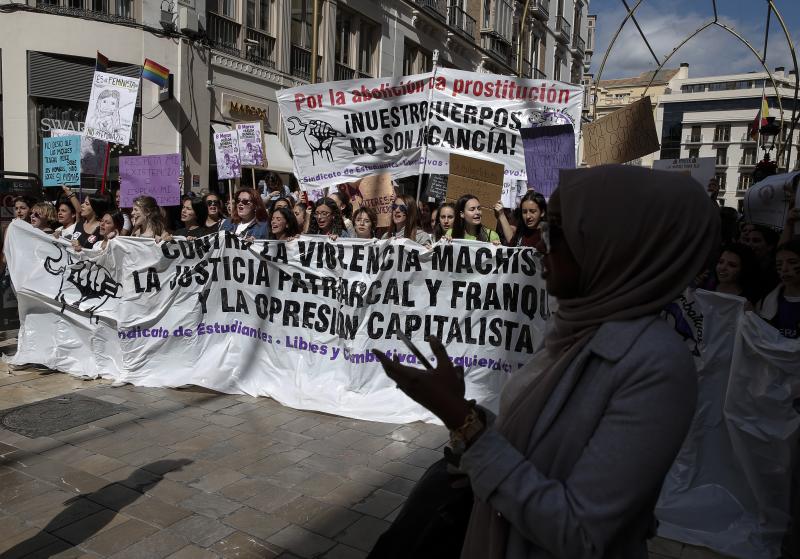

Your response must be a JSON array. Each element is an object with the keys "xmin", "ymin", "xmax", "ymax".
[{"xmin": 142, "ymin": 58, "xmax": 169, "ymax": 88}]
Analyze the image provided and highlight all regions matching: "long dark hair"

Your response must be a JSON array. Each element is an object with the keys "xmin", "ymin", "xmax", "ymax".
[
  {"xmin": 330, "ymin": 189, "xmax": 353, "ymax": 219},
  {"xmin": 433, "ymin": 202, "xmax": 455, "ymax": 241},
  {"xmin": 183, "ymin": 196, "xmax": 208, "ymax": 227},
  {"xmin": 85, "ymin": 195, "xmax": 109, "ymax": 221},
  {"xmin": 717, "ymin": 243, "xmax": 759, "ymax": 303},
  {"xmin": 268, "ymin": 206, "xmax": 300, "ymax": 239},
  {"xmin": 388, "ymin": 194, "xmax": 421, "ymax": 240},
  {"xmin": 103, "ymin": 211, "xmax": 125, "ymax": 234},
  {"xmin": 452, "ymin": 194, "xmax": 489, "ymax": 241},
  {"xmin": 308, "ymin": 198, "xmax": 346, "ymax": 235},
  {"xmin": 510, "ymin": 191, "xmax": 547, "ymax": 245}
]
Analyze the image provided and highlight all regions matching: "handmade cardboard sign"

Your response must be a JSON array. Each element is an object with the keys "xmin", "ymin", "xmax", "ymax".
[
  {"xmin": 447, "ymin": 154, "xmax": 505, "ymax": 231},
  {"xmin": 583, "ymin": 96, "xmax": 660, "ymax": 166}
]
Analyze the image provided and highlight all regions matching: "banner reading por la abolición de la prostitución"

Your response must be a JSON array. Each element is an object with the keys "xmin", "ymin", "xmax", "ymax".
[
  {"xmin": 277, "ymin": 68, "xmax": 583, "ymax": 190},
  {"xmin": 4, "ymin": 220, "xmax": 550, "ymax": 423}
]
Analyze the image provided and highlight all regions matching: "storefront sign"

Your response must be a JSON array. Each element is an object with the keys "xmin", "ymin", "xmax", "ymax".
[{"xmin": 222, "ymin": 93, "xmax": 271, "ymax": 126}]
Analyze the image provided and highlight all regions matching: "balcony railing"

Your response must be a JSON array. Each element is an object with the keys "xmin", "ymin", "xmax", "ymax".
[
  {"xmin": 412, "ymin": 0, "xmax": 447, "ymax": 21},
  {"xmin": 739, "ymin": 158, "xmax": 757, "ymax": 167},
  {"xmin": 207, "ymin": 13, "xmax": 242, "ymax": 57},
  {"xmin": 334, "ymin": 63, "xmax": 355, "ymax": 81},
  {"xmin": 481, "ymin": 33, "xmax": 513, "ymax": 66},
  {"xmin": 533, "ymin": 67, "xmax": 546, "ymax": 79},
  {"xmin": 290, "ymin": 44, "xmax": 321, "ymax": 81},
  {"xmin": 715, "ymin": 158, "xmax": 729, "ymax": 166},
  {"xmin": 572, "ymin": 34, "xmax": 585, "ymax": 55},
  {"xmin": 532, "ymin": 0, "xmax": 549, "ymax": 20},
  {"xmin": 35, "ymin": 0, "xmax": 135, "ymax": 23},
  {"xmin": 684, "ymin": 135, "xmax": 703, "ymax": 143},
  {"xmin": 448, "ymin": 3, "xmax": 476, "ymax": 40},
  {"xmin": 245, "ymin": 28, "xmax": 276, "ymax": 68},
  {"xmin": 556, "ymin": 15, "xmax": 571, "ymax": 42}
]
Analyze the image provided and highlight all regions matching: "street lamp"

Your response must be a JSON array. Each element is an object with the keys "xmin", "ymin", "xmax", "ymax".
[{"xmin": 753, "ymin": 116, "xmax": 781, "ymax": 182}]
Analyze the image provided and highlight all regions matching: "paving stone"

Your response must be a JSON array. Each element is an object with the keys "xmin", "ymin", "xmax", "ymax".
[
  {"xmin": 387, "ymin": 426, "xmax": 422, "ymax": 443},
  {"xmin": 222, "ymin": 506, "xmax": 290, "ymax": 540},
  {"xmin": 103, "ymin": 465, "xmax": 164, "ymax": 492},
  {"xmin": 144, "ymin": 478, "xmax": 200, "ymax": 506},
  {"xmin": 105, "ymin": 527, "xmax": 188, "ymax": 559},
  {"xmin": 273, "ymin": 495, "xmax": 331, "ymax": 525},
  {"xmin": 0, "ymin": 526, "xmax": 63, "ymax": 558},
  {"xmin": 82, "ymin": 518, "xmax": 159, "ymax": 556},
  {"xmin": 400, "ymin": 447, "xmax": 442, "ymax": 468},
  {"xmin": 372, "ymin": 441, "xmax": 415, "ymax": 462},
  {"xmin": 411, "ymin": 428, "xmax": 449, "ymax": 449},
  {"xmin": 84, "ymin": 482, "xmax": 144, "ymax": 511},
  {"xmin": 302, "ymin": 422, "xmax": 345, "ymax": 439},
  {"xmin": 122, "ymin": 495, "xmax": 193, "ymax": 528},
  {"xmin": 244, "ymin": 484, "xmax": 301, "ymax": 514},
  {"xmin": 210, "ymin": 530, "xmax": 282, "ymax": 559},
  {"xmin": 23, "ymin": 494, "xmax": 107, "ymax": 532},
  {"xmin": 267, "ymin": 524, "xmax": 336, "ymax": 559},
  {"xmin": 294, "ymin": 472, "xmax": 345, "ymax": 498},
  {"xmin": 167, "ymin": 544, "xmax": 220, "ymax": 558},
  {"xmin": 266, "ymin": 428, "xmax": 315, "ymax": 446},
  {"xmin": 189, "ymin": 468, "xmax": 245, "ymax": 493},
  {"xmin": 169, "ymin": 514, "xmax": 235, "ymax": 548},
  {"xmin": 325, "ymin": 429, "xmax": 369, "ymax": 447},
  {"xmin": 344, "ymin": 465, "xmax": 393, "ymax": 487},
  {"xmin": 347, "ymin": 436, "xmax": 391, "ymax": 454},
  {"xmin": 39, "ymin": 443, "xmax": 95, "ymax": 464},
  {"xmin": 351, "ymin": 489, "xmax": 405, "ymax": 519},
  {"xmin": 319, "ymin": 481, "xmax": 376, "ymax": 508},
  {"xmin": 378, "ymin": 461, "xmax": 426, "ymax": 481},
  {"xmin": 73, "ymin": 453, "xmax": 127, "ymax": 476},
  {"xmin": 323, "ymin": 543, "xmax": 369, "ymax": 559},
  {"xmin": 204, "ymin": 413, "xmax": 247, "ymax": 428},
  {"xmin": 217, "ymin": 402, "xmax": 262, "ymax": 416},
  {"xmin": 281, "ymin": 416, "xmax": 324, "ymax": 434},
  {"xmin": 179, "ymin": 490, "xmax": 242, "ymax": 518},
  {"xmin": 219, "ymin": 477, "xmax": 281, "ymax": 502},
  {"xmin": 338, "ymin": 420, "xmax": 401, "ymax": 437},
  {"xmin": 380, "ymin": 476, "xmax": 417, "ymax": 497},
  {"xmin": 52, "ymin": 508, "xmax": 129, "ymax": 545},
  {"xmin": 335, "ymin": 515, "xmax": 390, "ymax": 552}
]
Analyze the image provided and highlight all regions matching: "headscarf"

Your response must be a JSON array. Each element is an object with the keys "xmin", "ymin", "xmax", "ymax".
[{"xmin": 462, "ymin": 164, "xmax": 720, "ymax": 559}]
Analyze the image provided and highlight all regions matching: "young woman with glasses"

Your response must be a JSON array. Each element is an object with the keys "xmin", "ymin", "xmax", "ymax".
[
  {"xmin": 382, "ymin": 194, "xmax": 431, "ymax": 247},
  {"xmin": 203, "ymin": 192, "xmax": 225, "ymax": 230},
  {"xmin": 447, "ymin": 194, "xmax": 501, "ymax": 244},
  {"xmin": 353, "ymin": 207, "xmax": 379, "ymax": 239},
  {"xmin": 308, "ymin": 197, "xmax": 349, "ymax": 239},
  {"xmin": 220, "ymin": 188, "xmax": 269, "ymax": 239}
]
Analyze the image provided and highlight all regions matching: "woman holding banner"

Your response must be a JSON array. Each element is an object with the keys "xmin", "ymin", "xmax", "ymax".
[
  {"xmin": 447, "ymin": 194, "xmax": 500, "ymax": 244},
  {"xmin": 173, "ymin": 197, "xmax": 217, "ymax": 238},
  {"xmin": 382, "ymin": 195, "xmax": 431, "ymax": 247},
  {"xmin": 220, "ymin": 188, "xmax": 269, "ymax": 240},
  {"xmin": 130, "ymin": 196, "xmax": 166, "ymax": 239},
  {"xmin": 53, "ymin": 200, "xmax": 78, "ymax": 240},
  {"xmin": 267, "ymin": 207, "xmax": 300, "ymax": 241},
  {"xmin": 308, "ymin": 198, "xmax": 349, "ymax": 239},
  {"xmin": 30, "ymin": 202, "xmax": 56, "ymax": 234},
  {"xmin": 73, "ymin": 195, "xmax": 109, "ymax": 248},
  {"xmin": 371, "ymin": 165, "xmax": 719, "ymax": 559},
  {"xmin": 202, "ymin": 193, "xmax": 225, "ymax": 230}
]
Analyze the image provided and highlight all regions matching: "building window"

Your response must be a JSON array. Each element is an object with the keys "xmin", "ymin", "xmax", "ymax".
[
  {"xmin": 291, "ymin": 0, "xmax": 318, "ymax": 80},
  {"xmin": 681, "ymin": 84, "xmax": 705, "ymax": 93},
  {"xmin": 688, "ymin": 147, "xmax": 699, "ymax": 158},
  {"xmin": 246, "ymin": 0, "xmax": 272, "ymax": 31},
  {"xmin": 690, "ymin": 125, "xmax": 701, "ymax": 142},
  {"xmin": 716, "ymin": 148, "xmax": 727, "ymax": 166},
  {"xmin": 403, "ymin": 41, "xmax": 432, "ymax": 75},
  {"xmin": 554, "ymin": 55, "xmax": 562, "ymax": 81},
  {"xmin": 741, "ymin": 148, "xmax": 757, "ymax": 165},
  {"xmin": 358, "ymin": 21, "xmax": 378, "ymax": 77},
  {"xmin": 737, "ymin": 174, "xmax": 753, "ymax": 190},
  {"xmin": 334, "ymin": 10, "xmax": 378, "ymax": 79},
  {"xmin": 715, "ymin": 173, "xmax": 726, "ymax": 190},
  {"xmin": 714, "ymin": 124, "xmax": 730, "ymax": 142},
  {"xmin": 335, "ymin": 10, "xmax": 351, "ymax": 70}
]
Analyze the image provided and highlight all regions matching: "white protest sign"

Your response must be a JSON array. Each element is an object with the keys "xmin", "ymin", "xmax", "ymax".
[
  {"xmin": 213, "ymin": 131, "xmax": 242, "ymax": 179},
  {"xmin": 235, "ymin": 122, "xmax": 265, "ymax": 167},
  {"xmin": 652, "ymin": 157, "xmax": 716, "ymax": 190},
  {"xmin": 277, "ymin": 68, "xmax": 583, "ymax": 190},
  {"xmin": 744, "ymin": 171, "xmax": 800, "ymax": 229},
  {"xmin": 4, "ymin": 221, "xmax": 550, "ymax": 423},
  {"xmin": 84, "ymin": 71, "xmax": 139, "ymax": 145}
]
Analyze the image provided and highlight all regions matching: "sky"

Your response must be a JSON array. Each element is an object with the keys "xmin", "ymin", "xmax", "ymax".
[{"xmin": 588, "ymin": 0, "xmax": 800, "ymax": 80}]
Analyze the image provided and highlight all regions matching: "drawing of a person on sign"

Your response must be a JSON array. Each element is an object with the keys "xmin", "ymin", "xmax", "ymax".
[{"xmin": 86, "ymin": 90, "xmax": 122, "ymax": 137}]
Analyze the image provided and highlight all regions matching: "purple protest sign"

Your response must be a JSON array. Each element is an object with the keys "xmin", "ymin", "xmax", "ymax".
[
  {"xmin": 119, "ymin": 154, "xmax": 181, "ymax": 207},
  {"xmin": 520, "ymin": 124, "xmax": 576, "ymax": 198}
]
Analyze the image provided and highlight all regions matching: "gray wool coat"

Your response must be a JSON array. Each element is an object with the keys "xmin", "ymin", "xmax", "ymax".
[{"xmin": 460, "ymin": 315, "xmax": 698, "ymax": 559}]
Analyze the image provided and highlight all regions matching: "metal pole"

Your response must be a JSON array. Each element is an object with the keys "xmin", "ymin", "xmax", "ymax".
[
  {"xmin": 311, "ymin": 0, "xmax": 320, "ymax": 84},
  {"xmin": 517, "ymin": 0, "xmax": 531, "ymax": 77},
  {"xmin": 416, "ymin": 50, "xmax": 439, "ymax": 203}
]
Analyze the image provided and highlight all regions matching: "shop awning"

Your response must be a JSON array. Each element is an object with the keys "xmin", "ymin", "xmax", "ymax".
[{"xmin": 264, "ymin": 134, "xmax": 294, "ymax": 174}]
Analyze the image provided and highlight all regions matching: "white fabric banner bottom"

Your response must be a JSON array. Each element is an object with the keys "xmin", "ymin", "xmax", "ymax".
[
  {"xmin": 3, "ymin": 221, "xmax": 549, "ymax": 423},
  {"xmin": 657, "ymin": 289, "xmax": 800, "ymax": 559}
]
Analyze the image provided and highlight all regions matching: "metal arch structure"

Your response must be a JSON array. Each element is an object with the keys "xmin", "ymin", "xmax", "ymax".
[{"xmin": 591, "ymin": 0, "xmax": 799, "ymax": 169}]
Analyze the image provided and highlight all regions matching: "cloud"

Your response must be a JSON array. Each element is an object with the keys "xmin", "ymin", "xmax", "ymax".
[{"xmin": 590, "ymin": 2, "xmax": 796, "ymax": 80}]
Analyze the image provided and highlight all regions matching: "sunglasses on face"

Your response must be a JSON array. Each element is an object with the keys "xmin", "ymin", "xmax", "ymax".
[
  {"xmin": 315, "ymin": 211, "xmax": 332, "ymax": 218},
  {"xmin": 207, "ymin": 200, "xmax": 220, "ymax": 207},
  {"xmin": 236, "ymin": 198, "xmax": 253, "ymax": 206},
  {"xmin": 391, "ymin": 203, "xmax": 407, "ymax": 212}
]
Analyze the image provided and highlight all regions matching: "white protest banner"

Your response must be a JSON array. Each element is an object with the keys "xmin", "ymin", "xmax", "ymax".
[
  {"xmin": 744, "ymin": 171, "xmax": 800, "ymax": 229},
  {"xmin": 84, "ymin": 71, "xmax": 139, "ymax": 145},
  {"xmin": 652, "ymin": 157, "xmax": 716, "ymax": 190},
  {"xmin": 4, "ymin": 220, "xmax": 550, "ymax": 423},
  {"xmin": 213, "ymin": 131, "xmax": 242, "ymax": 180},
  {"xmin": 277, "ymin": 68, "xmax": 583, "ymax": 190},
  {"xmin": 657, "ymin": 289, "xmax": 800, "ymax": 559},
  {"xmin": 52, "ymin": 129, "xmax": 106, "ymax": 176},
  {"xmin": 235, "ymin": 122, "xmax": 265, "ymax": 167}
]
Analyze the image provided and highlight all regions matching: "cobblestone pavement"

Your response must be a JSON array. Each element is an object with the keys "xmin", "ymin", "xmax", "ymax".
[{"xmin": 0, "ymin": 337, "xmax": 728, "ymax": 558}]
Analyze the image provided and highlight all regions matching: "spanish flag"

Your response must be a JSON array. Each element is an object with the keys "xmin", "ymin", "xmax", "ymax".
[
  {"xmin": 750, "ymin": 93, "xmax": 769, "ymax": 140},
  {"xmin": 142, "ymin": 58, "xmax": 169, "ymax": 88}
]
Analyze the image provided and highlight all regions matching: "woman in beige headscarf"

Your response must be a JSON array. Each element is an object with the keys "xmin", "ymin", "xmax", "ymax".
[{"xmin": 373, "ymin": 165, "xmax": 720, "ymax": 559}]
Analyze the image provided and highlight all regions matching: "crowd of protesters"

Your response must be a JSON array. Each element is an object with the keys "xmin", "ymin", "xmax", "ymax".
[{"xmin": 7, "ymin": 173, "xmax": 799, "ymax": 340}]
